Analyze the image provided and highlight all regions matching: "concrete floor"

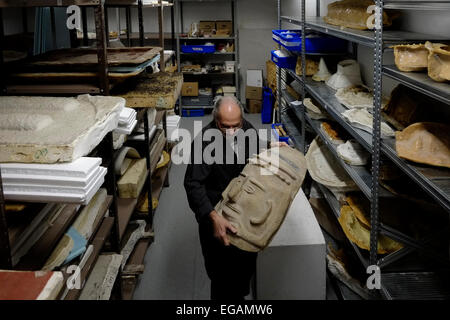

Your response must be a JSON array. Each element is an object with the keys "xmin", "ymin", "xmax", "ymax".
[{"xmin": 133, "ymin": 113, "xmax": 271, "ymax": 300}]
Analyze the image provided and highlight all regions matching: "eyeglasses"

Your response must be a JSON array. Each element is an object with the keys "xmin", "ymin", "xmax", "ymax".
[{"xmin": 216, "ymin": 120, "xmax": 242, "ymax": 132}]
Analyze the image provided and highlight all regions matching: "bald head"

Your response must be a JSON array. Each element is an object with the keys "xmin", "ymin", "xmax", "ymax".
[
  {"xmin": 213, "ymin": 96, "xmax": 243, "ymax": 121},
  {"xmin": 213, "ymin": 96, "xmax": 244, "ymax": 134}
]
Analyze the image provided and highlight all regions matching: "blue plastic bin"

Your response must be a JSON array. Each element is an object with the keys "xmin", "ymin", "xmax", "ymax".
[
  {"xmin": 272, "ymin": 29, "xmax": 347, "ymax": 54},
  {"xmin": 271, "ymin": 123, "xmax": 290, "ymax": 143},
  {"xmin": 181, "ymin": 44, "xmax": 215, "ymax": 53},
  {"xmin": 261, "ymin": 87, "xmax": 274, "ymax": 124},
  {"xmin": 182, "ymin": 108, "xmax": 205, "ymax": 117},
  {"xmin": 271, "ymin": 50, "xmax": 296, "ymax": 69}
]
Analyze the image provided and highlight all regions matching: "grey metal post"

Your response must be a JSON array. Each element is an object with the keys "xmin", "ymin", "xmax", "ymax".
[
  {"xmin": 276, "ymin": 0, "xmax": 281, "ymax": 123},
  {"xmin": 176, "ymin": 0, "xmax": 182, "ymax": 115},
  {"xmin": 300, "ymin": 0, "xmax": 306, "ymax": 154},
  {"xmin": 370, "ymin": 0, "xmax": 383, "ymax": 268},
  {"xmin": 138, "ymin": 0, "xmax": 144, "ymax": 46},
  {"xmin": 232, "ymin": 0, "xmax": 240, "ymax": 100},
  {"xmin": 126, "ymin": 6, "xmax": 131, "ymax": 47},
  {"xmin": 95, "ymin": 0, "xmax": 110, "ymax": 95},
  {"xmin": 82, "ymin": 6, "xmax": 89, "ymax": 46},
  {"xmin": 158, "ymin": 0, "xmax": 165, "ymax": 72},
  {"xmin": 0, "ymin": 168, "xmax": 12, "ymax": 269}
]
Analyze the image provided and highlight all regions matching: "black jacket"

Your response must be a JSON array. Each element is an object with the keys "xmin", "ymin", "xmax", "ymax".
[{"xmin": 184, "ymin": 119, "xmax": 263, "ymax": 223}]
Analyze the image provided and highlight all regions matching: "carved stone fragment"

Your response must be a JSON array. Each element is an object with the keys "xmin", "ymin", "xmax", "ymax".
[
  {"xmin": 215, "ymin": 147, "xmax": 307, "ymax": 252},
  {"xmin": 395, "ymin": 122, "xmax": 450, "ymax": 169},
  {"xmin": 324, "ymin": 0, "xmax": 396, "ymax": 30},
  {"xmin": 392, "ymin": 44, "xmax": 428, "ymax": 72},
  {"xmin": 425, "ymin": 41, "xmax": 450, "ymax": 82}
]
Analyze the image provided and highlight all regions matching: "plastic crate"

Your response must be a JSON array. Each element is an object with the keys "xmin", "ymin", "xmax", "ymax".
[
  {"xmin": 271, "ymin": 50, "xmax": 296, "ymax": 69},
  {"xmin": 182, "ymin": 96, "xmax": 213, "ymax": 106},
  {"xmin": 272, "ymin": 29, "xmax": 347, "ymax": 54},
  {"xmin": 182, "ymin": 108, "xmax": 205, "ymax": 117},
  {"xmin": 271, "ymin": 123, "xmax": 290, "ymax": 143},
  {"xmin": 181, "ymin": 44, "xmax": 215, "ymax": 53}
]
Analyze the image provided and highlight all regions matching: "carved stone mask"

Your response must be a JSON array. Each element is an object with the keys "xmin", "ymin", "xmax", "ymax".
[{"xmin": 214, "ymin": 147, "xmax": 307, "ymax": 252}]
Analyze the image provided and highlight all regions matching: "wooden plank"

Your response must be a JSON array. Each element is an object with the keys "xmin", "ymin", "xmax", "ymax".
[
  {"xmin": 151, "ymin": 163, "xmax": 169, "ymax": 204},
  {"xmin": 154, "ymin": 110, "xmax": 165, "ymax": 127},
  {"xmin": 88, "ymin": 195, "xmax": 113, "ymax": 244},
  {"xmin": 126, "ymin": 224, "xmax": 153, "ymax": 268},
  {"xmin": 6, "ymin": 84, "xmax": 102, "ymax": 95},
  {"xmin": 0, "ymin": 0, "xmax": 100, "ymax": 7},
  {"xmin": 16, "ymin": 204, "xmax": 79, "ymax": 270},
  {"xmin": 112, "ymin": 72, "xmax": 182, "ymax": 109},
  {"xmin": 64, "ymin": 216, "xmax": 114, "ymax": 300},
  {"xmin": 117, "ymin": 197, "xmax": 138, "ymax": 242}
]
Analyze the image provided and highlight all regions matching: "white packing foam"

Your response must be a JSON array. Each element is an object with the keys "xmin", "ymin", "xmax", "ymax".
[
  {"xmin": 127, "ymin": 125, "xmax": 157, "ymax": 142},
  {"xmin": 3, "ymin": 166, "xmax": 105, "ymax": 195},
  {"xmin": 0, "ymin": 157, "xmax": 101, "ymax": 178},
  {"xmin": 114, "ymin": 119, "xmax": 138, "ymax": 135},
  {"xmin": 2, "ymin": 162, "xmax": 100, "ymax": 188},
  {"xmin": 3, "ymin": 167, "xmax": 107, "ymax": 204},
  {"xmin": 119, "ymin": 107, "xmax": 136, "ymax": 124}
]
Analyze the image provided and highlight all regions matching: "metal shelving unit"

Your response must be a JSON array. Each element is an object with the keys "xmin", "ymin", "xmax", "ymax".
[
  {"xmin": 0, "ymin": 0, "xmax": 172, "ymax": 300},
  {"xmin": 175, "ymin": 0, "xmax": 239, "ymax": 114},
  {"xmin": 277, "ymin": 0, "xmax": 450, "ymax": 300}
]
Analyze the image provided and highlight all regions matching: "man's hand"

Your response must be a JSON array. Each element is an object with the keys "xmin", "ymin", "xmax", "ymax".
[
  {"xmin": 270, "ymin": 141, "xmax": 289, "ymax": 148},
  {"xmin": 209, "ymin": 210, "xmax": 237, "ymax": 246}
]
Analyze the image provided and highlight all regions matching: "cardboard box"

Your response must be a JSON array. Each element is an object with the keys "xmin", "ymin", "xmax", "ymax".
[
  {"xmin": 216, "ymin": 20, "xmax": 232, "ymax": 31},
  {"xmin": 266, "ymin": 60, "xmax": 277, "ymax": 93},
  {"xmin": 247, "ymin": 99, "xmax": 262, "ymax": 113},
  {"xmin": 182, "ymin": 82, "xmax": 199, "ymax": 97},
  {"xmin": 224, "ymin": 61, "xmax": 235, "ymax": 73},
  {"xmin": 246, "ymin": 86, "xmax": 263, "ymax": 100},
  {"xmin": 215, "ymin": 20, "xmax": 232, "ymax": 36},
  {"xmin": 247, "ymin": 69, "xmax": 263, "ymax": 87},
  {"xmin": 222, "ymin": 86, "xmax": 236, "ymax": 97},
  {"xmin": 199, "ymin": 21, "xmax": 216, "ymax": 32}
]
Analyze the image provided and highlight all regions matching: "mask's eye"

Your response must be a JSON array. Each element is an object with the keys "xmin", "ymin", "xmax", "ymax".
[{"xmin": 244, "ymin": 184, "xmax": 255, "ymax": 194}]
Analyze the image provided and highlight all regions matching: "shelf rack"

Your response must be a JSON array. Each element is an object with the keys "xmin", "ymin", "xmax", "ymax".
[
  {"xmin": 104, "ymin": 0, "xmax": 175, "ymax": 72},
  {"xmin": 277, "ymin": 0, "xmax": 450, "ymax": 299},
  {"xmin": 0, "ymin": 0, "xmax": 110, "ymax": 95},
  {"xmin": 175, "ymin": 0, "xmax": 239, "ymax": 114},
  {"xmin": 0, "ymin": 0, "xmax": 172, "ymax": 301}
]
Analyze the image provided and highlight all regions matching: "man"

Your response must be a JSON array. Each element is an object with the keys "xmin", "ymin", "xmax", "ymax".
[{"xmin": 184, "ymin": 96, "xmax": 264, "ymax": 300}]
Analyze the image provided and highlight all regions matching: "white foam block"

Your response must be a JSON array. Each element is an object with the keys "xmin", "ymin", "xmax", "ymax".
[
  {"xmin": 0, "ymin": 157, "xmax": 101, "ymax": 178},
  {"xmin": 3, "ymin": 167, "xmax": 107, "ymax": 204},
  {"xmin": 119, "ymin": 107, "xmax": 136, "ymax": 124},
  {"xmin": 114, "ymin": 119, "xmax": 138, "ymax": 135},
  {"xmin": 2, "ymin": 162, "xmax": 100, "ymax": 188}
]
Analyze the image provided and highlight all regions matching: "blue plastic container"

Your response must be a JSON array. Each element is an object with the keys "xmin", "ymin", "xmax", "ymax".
[
  {"xmin": 271, "ymin": 123, "xmax": 290, "ymax": 143},
  {"xmin": 272, "ymin": 29, "xmax": 347, "ymax": 54},
  {"xmin": 261, "ymin": 87, "xmax": 274, "ymax": 124},
  {"xmin": 271, "ymin": 50, "xmax": 296, "ymax": 70},
  {"xmin": 182, "ymin": 108, "xmax": 205, "ymax": 117},
  {"xmin": 181, "ymin": 44, "xmax": 215, "ymax": 53}
]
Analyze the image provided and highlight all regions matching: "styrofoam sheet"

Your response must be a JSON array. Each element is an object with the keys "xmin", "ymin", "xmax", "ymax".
[
  {"xmin": 127, "ymin": 125, "xmax": 157, "ymax": 141},
  {"xmin": 119, "ymin": 107, "xmax": 136, "ymax": 124},
  {"xmin": 3, "ymin": 167, "xmax": 106, "ymax": 204},
  {"xmin": 0, "ymin": 95, "xmax": 124, "ymax": 163},
  {"xmin": 4, "ymin": 166, "xmax": 104, "ymax": 194},
  {"xmin": 2, "ymin": 162, "xmax": 100, "ymax": 188},
  {"xmin": 114, "ymin": 119, "xmax": 137, "ymax": 135},
  {"xmin": 0, "ymin": 157, "xmax": 101, "ymax": 178}
]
